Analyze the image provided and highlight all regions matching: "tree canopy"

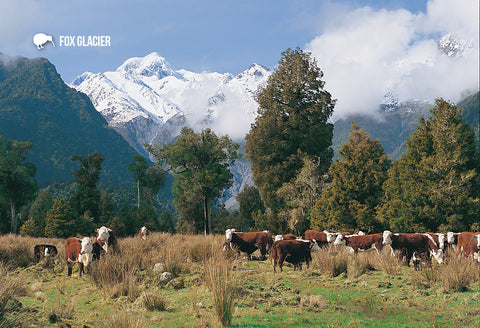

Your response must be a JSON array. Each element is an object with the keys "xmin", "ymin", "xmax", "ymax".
[
  {"xmin": 377, "ymin": 99, "xmax": 480, "ymax": 232},
  {"xmin": 0, "ymin": 136, "xmax": 38, "ymax": 233},
  {"xmin": 147, "ymin": 127, "xmax": 240, "ymax": 234},
  {"xmin": 245, "ymin": 48, "xmax": 335, "ymax": 213}
]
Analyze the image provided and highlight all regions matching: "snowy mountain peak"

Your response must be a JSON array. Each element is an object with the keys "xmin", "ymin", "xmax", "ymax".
[
  {"xmin": 236, "ymin": 63, "xmax": 269, "ymax": 79},
  {"xmin": 117, "ymin": 52, "xmax": 178, "ymax": 79},
  {"xmin": 437, "ymin": 34, "xmax": 466, "ymax": 57}
]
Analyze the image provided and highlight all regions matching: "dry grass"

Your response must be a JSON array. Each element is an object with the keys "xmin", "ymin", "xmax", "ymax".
[
  {"xmin": 311, "ymin": 247, "xmax": 349, "ymax": 277},
  {"xmin": 142, "ymin": 291, "xmax": 168, "ymax": 311},
  {"xmin": 101, "ymin": 308, "xmax": 146, "ymax": 328},
  {"xmin": 203, "ymin": 249, "xmax": 238, "ymax": 327},
  {"xmin": 370, "ymin": 248, "xmax": 402, "ymax": 276}
]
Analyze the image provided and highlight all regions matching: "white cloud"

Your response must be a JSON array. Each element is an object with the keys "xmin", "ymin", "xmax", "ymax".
[{"xmin": 306, "ymin": 0, "xmax": 479, "ymax": 120}]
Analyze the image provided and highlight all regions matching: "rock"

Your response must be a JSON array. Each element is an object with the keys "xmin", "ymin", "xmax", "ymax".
[
  {"xmin": 160, "ymin": 272, "xmax": 172, "ymax": 283},
  {"xmin": 153, "ymin": 263, "xmax": 165, "ymax": 274}
]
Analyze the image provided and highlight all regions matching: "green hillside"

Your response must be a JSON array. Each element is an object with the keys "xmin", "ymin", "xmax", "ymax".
[{"xmin": 0, "ymin": 53, "xmax": 139, "ymax": 186}]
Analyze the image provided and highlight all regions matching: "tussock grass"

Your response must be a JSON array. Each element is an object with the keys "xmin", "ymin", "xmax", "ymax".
[
  {"xmin": 89, "ymin": 251, "xmax": 140, "ymax": 299},
  {"xmin": 410, "ymin": 250, "xmax": 480, "ymax": 292},
  {"xmin": 370, "ymin": 248, "xmax": 402, "ymax": 276},
  {"xmin": 101, "ymin": 308, "xmax": 146, "ymax": 328},
  {"xmin": 311, "ymin": 247, "xmax": 349, "ymax": 277},
  {"xmin": 0, "ymin": 262, "xmax": 28, "ymax": 326},
  {"xmin": 142, "ymin": 291, "xmax": 168, "ymax": 311},
  {"xmin": 203, "ymin": 249, "xmax": 238, "ymax": 327}
]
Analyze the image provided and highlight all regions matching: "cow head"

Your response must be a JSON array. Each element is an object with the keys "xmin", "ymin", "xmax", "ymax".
[
  {"xmin": 436, "ymin": 233, "xmax": 445, "ymax": 250},
  {"xmin": 475, "ymin": 234, "xmax": 480, "ymax": 248},
  {"xmin": 274, "ymin": 235, "xmax": 284, "ymax": 242},
  {"xmin": 225, "ymin": 228, "xmax": 236, "ymax": 242},
  {"xmin": 326, "ymin": 232, "xmax": 338, "ymax": 243},
  {"xmin": 80, "ymin": 237, "xmax": 93, "ymax": 255},
  {"xmin": 430, "ymin": 249, "xmax": 444, "ymax": 264},
  {"xmin": 309, "ymin": 239, "xmax": 321, "ymax": 252},
  {"xmin": 96, "ymin": 226, "xmax": 111, "ymax": 243},
  {"xmin": 333, "ymin": 234, "xmax": 345, "ymax": 246},
  {"xmin": 382, "ymin": 230, "xmax": 392, "ymax": 245},
  {"xmin": 446, "ymin": 232, "xmax": 458, "ymax": 245}
]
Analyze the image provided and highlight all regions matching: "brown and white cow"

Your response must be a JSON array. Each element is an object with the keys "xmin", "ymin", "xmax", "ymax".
[
  {"xmin": 223, "ymin": 229, "xmax": 273, "ymax": 260},
  {"xmin": 423, "ymin": 232, "xmax": 445, "ymax": 250},
  {"xmin": 65, "ymin": 237, "xmax": 94, "ymax": 277},
  {"xmin": 457, "ymin": 232, "xmax": 480, "ymax": 262},
  {"xmin": 95, "ymin": 226, "xmax": 119, "ymax": 253},
  {"xmin": 382, "ymin": 231, "xmax": 444, "ymax": 265},
  {"xmin": 304, "ymin": 230, "xmax": 331, "ymax": 247},
  {"xmin": 446, "ymin": 231, "xmax": 460, "ymax": 252},
  {"xmin": 271, "ymin": 239, "xmax": 320, "ymax": 272},
  {"xmin": 138, "ymin": 226, "xmax": 150, "ymax": 240},
  {"xmin": 273, "ymin": 234, "xmax": 298, "ymax": 242},
  {"xmin": 334, "ymin": 233, "xmax": 384, "ymax": 254},
  {"xmin": 34, "ymin": 244, "xmax": 58, "ymax": 263}
]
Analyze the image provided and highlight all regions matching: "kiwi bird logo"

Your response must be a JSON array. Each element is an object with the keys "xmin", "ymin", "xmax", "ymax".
[{"xmin": 33, "ymin": 33, "xmax": 54, "ymax": 49}]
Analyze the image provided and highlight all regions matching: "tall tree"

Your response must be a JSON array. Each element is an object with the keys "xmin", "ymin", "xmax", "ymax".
[
  {"xmin": 378, "ymin": 99, "xmax": 480, "ymax": 232},
  {"xmin": 69, "ymin": 151, "xmax": 104, "ymax": 223},
  {"xmin": 245, "ymin": 48, "xmax": 335, "ymax": 212},
  {"xmin": 311, "ymin": 123, "xmax": 390, "ymax": 233},
  {"xmin": 0, "ymin": 136, "xmax": 38, "ymax": 234},
  {"xmin": 20, "ymin": 190, "xmax": 53, "ymax": 237},
  {"xmin": 147, "ymin": 127, "xmax": 240, "ymax": 234},
  {"xmin": 128, "ymin": 155, "xmax": 166, "ymax": 208}
]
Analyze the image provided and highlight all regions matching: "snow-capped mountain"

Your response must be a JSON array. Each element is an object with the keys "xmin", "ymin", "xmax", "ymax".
[
  {"xmin": 71, "ymin": 52, "xmax": 271, "ymax": 206},
  {"xmin": 71, "ymin": 52, "xmax": 270, "ymax": 155}
]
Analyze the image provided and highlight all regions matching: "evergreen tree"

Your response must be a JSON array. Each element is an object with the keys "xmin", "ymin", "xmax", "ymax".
[
  {"xmin": 236, "ymin": 186, "xmax": 264, "ymax": 231},
  {"xmin": 147, "ymin": 127, "xmax": 240, "ymax": 234},
  {"xmin": 378, "ymin": 99, "xmax": 480, "ymax": 232},
  {"xmin": 20, "ymin": 190, "xmax": 53, "ymax": 237},
  {"xmin": 0, "ymin": 136, "xmax": 38, "ymax": 234},
  {"xmin": 44, "ymin": 198, "xmax": 78, "ymax": 238},
  {"xmin": 245, "ymin": 48, "xmax": 335, "ymax": 214},
  {"xmin": 311, "ymin": 122, "xmax": 390, "ymax": 233},
  {"xmin": 69, "ymin": 151, "xmax": 104, "ymax": 223}
]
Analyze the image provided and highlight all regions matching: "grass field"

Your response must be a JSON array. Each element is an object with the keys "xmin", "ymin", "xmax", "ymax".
[{"xmin": 1, "ymin": 233, "xmax": 479, "ymax": 327}]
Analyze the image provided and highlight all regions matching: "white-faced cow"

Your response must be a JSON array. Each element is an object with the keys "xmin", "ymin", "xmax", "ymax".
[
  {"xmin": 457, "ymin": 232, "xmax": 480, "ymax": 262},
  {"xmin": 138, "ymin": 226, "xmax": 150, "ymax": 240},
  {"xmin": 223, "ymin": 229, "xmax": 273, "ymax": 260},
  {"xmin": 423, "ymin": 233, "xmax": 445, "ymax": 250},
  {"xmin": 271, "ymin": 239, "xmax": 320, "ymax": 272},
  {"xmin": 446, "ymin": 232, "xmax": 460, "ymax": 252},
  {"xmin": 274, "ymin": 234, "xmax": 297, "ymax": 242},
  {"xmin": 34, "ymin": 244, "xmax": 58, "ymax": 263},
  {"xmin": 382, "ymin": 231, "xmax": 444, "ymax": 265},
  {"xmin": 65, "ymin": 237, "xmax": 94, "ymax": 277},
  {"xmin": 95, "ymin": 226, "xmax": 118, "ymax": 253},
  {"xmin": 334, "ymin": 233, "xmax": 384, "ymax": 254}
]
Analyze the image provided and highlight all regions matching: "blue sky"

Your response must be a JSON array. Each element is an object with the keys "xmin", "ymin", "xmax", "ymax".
[
  {"xmin": 1, "ymin": 0, "xmax": 428, "ymax": 81},
  {"xmin": 0, "ymin": 0, "xmax": 478, "ymax": 118}
]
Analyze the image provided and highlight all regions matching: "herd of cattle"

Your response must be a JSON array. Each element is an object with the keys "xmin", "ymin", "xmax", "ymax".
[
  {"xmin": 31, "ymin": 226, "xmax": 479, "ymax": 276},
  {"xmin": 34, "ymin": 226, "xmax": 148, "ymax": 276},
  {"xmin": 223, "ymin": 229, "xmax": 480, "ymax": 272}
]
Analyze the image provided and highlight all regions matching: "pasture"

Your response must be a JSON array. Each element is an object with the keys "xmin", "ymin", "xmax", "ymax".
[{"xmin": 0, "ymin": 233, "xmax": 479, "ymax": 327}]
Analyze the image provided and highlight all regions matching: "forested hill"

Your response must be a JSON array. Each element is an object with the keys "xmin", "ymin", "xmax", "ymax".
[
  {"xmin": 332, "ymin": 92, "xmax": 479, "ymax": 159},
  {"xmin": 0, "ymin": 53, "xmax": 139, "ymax": 186}
]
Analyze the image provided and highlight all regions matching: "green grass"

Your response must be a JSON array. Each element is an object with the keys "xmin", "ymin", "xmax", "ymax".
[{"xmin": 1, "ymin": 233, "xmax": 479, "ymax": 327}]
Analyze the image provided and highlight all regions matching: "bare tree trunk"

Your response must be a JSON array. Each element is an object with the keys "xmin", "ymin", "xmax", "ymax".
[
  {"xmin": 10, "ymin": 200, "xmax": 17, "ymax": 235},
  {"xmin": 204, "ymin": 197, "xmax": 210, "ymax": 235},
  {"xmin": 137, "ymin": 180, "xmax": 140, "ymax": 208}
]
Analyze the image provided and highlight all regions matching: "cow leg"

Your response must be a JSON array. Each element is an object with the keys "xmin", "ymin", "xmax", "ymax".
[
  {"xmin": 67, "ymin": 263, "xmax": 72, "ymax": 276},
  {"xmin": 78, "ymin": 263, "xmax": 84, "ymax": 277},
  {"xmin": 278, "ymin": 253, "xmax": 288, "ymax": 272}
]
